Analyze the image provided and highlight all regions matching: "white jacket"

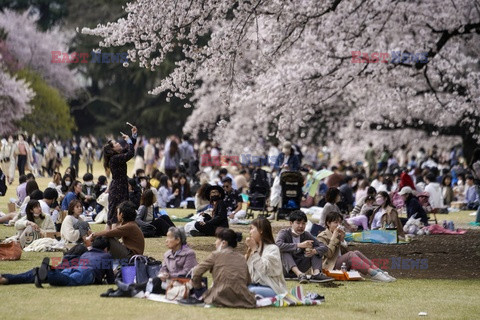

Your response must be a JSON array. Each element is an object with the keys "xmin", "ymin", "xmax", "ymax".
[
  {"xmin": 246, "ymin": 244, "xmax": 287, "ymax": 295},
  {"xmin": 425, "ymin": 182, "xmax": 444, "ymax": 209},
  {"xmin": 60, "ymin": 215, "xmax": 84, "ymax": 243}
]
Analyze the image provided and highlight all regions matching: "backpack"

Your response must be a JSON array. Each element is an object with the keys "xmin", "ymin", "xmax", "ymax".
[{"xmin": 0, "ymin": 168, "xmax": 7, "ymax": 196}]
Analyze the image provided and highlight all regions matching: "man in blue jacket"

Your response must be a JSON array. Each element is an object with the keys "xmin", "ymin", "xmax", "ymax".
[{"xmin": 0, "ymin": 237, "xmax": 114, "ymax": 287}]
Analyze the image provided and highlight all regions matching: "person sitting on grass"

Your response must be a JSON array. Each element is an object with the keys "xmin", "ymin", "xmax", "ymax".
[
  {"xmin": 245, "ymin": 217, "xmax": 287, "ymax": 298},
  {"xmin": 346, "ymin": 195, "xmax": 375, "ymax": 231},
  {"xmin": 89, "ymin": 200, "xmax": 145, "ymax": 259},
  {"xmin": 185, "ymin": 228, "xmax": 256, "ymax": 307},
  {"xmin": 191, "ymin": 185, "xmax": 229, "ymax": 237},
  {"xmin": 317, "ymin": 211, "xmax": 395, "ymax": 282},
  {"xmin": 0, "ymin": 237, "xmax": 114, "ymax": 287},
  {"xmin": 275, "ymin": 210, "xmax": 333, "ymax": 284},
  {"xmin": 398, "ymin": 186, "xmax": 429, "ymax": 226},
  {"xmin": 135, "ymin": 189, "xmax": 175, "ymax": 237},
  {"xmin": 102, "ymin": 227, "xmax": 197, "ymax": 297},
  {"xmin": 222, "ymin": 177, "xmax": 246, "ymax": 220},
  {"xmin": 370, "ymin": 191, "xmax": 405, "ymax": 238},
  {"xmin": 60, "ymin": 199, "xmax": 91, "ymax": 245},
  {"xmin": 15, "ymin": 199, "xmax": 55, "ymax": 248}
]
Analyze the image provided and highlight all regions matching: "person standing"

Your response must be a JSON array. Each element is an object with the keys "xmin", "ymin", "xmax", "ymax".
[
  {"xmin": 103, "ymin": 126, "xmax": 137, "ymax": 228},
  {"xmin": 14, "ymin": 134, "xmax": 30, "ymax": 177},
  {"xmin": 364, "ymin": 142, "xmax": 376, "ymax": 178},
  {"xmin": 70, "ymin": 140, "xmax": 81, "ymax": 178}
]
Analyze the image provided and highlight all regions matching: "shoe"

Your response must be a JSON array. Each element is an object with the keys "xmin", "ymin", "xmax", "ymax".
[
  {"xmin": 106, "ymin": 287, "xmax": 140, "ymax": 298},
  {"xmin": 179, "ymin": 297, "xmax": 204, "ymax": 305},
  {"xmin": 34, "ymin": 268, "xmax": 43, "ymax": 288},
  {"xmin": 310, "ymin": 273, "xmax": 335, "ymax": 283},
  {"xmin": 266, "ymin": 214, "xmax": 275, "ymax": 220},
  {"xmin": 284, "ymin": 273, "xmax": 298, "ymax": 281},
  {"xmin": 381, "ymin": 271, "xmax": 396, "ymax": 282},
  {"xmin": 100, "ymin": 288, "xmax": 115, "ymax": 297},
  {"xmin": 189, "ymin": 230, "xmax": 203, "ymax": 237},
  {"xmin": 298, "ymin": 274, "xmax": 309, "ymax": 284},
  {"xmin": 305, "ymin": 292, "xmax": 326, "ymax": 302},
  {"xmin": 115, "ymin": 279, "xmax": 133, "ymax": 292},
  {"xmin": 371, "ymin": 272, "xmax": 392, "ymax": 282},
  {"xmin": 38, "ymin": 257, "xmax": 50, "ymax": 283}
]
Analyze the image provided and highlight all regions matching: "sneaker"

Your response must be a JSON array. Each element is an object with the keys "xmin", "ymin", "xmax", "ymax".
[
  {"xmin": 298, "ymin": 273, "xmax": 309, "ymax": 284},
  {"xmin": 305, "ymin": 292, "xmax": 326, "ymax": 302},
  {"xmin": 381, "ymin": 271, "xmax": 396, "ymax": 282},
  {"xmin": 310, "ymin": 273, "xmax": 335, "ymax": 283},
  {"xmin": 189, "ymin": 230, "xmax": 203, "ymax": 237},
  {"xmin": 284, "ymin": 273, "xmax": 298, "ymax": 281},
  {"xmin": 371, "ymin": 272, "xmax": 392, "ymax": 282}
]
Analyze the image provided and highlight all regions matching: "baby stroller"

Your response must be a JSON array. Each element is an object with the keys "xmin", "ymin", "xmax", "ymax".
[
  {"xmin": 246, "ymin": 168, "xmax": 271, "ymax": 219},
  {"xmin": 276, "ymin": 171, "xmax": 304, "ymax": 220}
]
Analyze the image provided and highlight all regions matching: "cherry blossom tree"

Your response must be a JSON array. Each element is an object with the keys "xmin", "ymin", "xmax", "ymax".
[
  {"xmin": 83, "ymin": 0, "xmax": 480, "ymax": 160},
  {"xmin": 0, "ymin": 9, "xmax": 80, "ymax": 98},
  {"xmin": 0, "ymin": 66, "xmax": 35, "ymax": 135}
]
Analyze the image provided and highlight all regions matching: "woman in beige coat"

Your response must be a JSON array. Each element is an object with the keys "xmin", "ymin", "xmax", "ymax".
[
  {"xmin": 191, "ymin": 228, "xmax": 256, "ymax": 308},
  {"xmin": 318, "ymin": 211, "xmax": 395, "ymax": 282}
]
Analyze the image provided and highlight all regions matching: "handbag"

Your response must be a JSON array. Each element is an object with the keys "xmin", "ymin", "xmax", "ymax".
[
  {"xmin": 0, "ymin": 241, "xmax": 22, "ymax": 260},
  {"xmin": 123, "ymin": 255, "xmax": 162, "ymax": 284},
  {"xmin": 165, "ymin": 278, "xmax": 193, "ymax": 301}
]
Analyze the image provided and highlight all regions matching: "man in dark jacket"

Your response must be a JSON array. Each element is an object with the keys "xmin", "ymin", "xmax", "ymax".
[
  {"xmin": 399, "ymin": 187, "xmax": 429, "ymax": 225},
  {"xmin": 275, "ymin": 210, "xmax": 333, "ymax": 283},
  {"xmin": 192, "ymin": 185, "xmax": 229, "ymax": 236}
]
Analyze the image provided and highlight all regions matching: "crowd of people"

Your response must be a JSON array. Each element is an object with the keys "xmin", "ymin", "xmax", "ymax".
[{"xmin": 1, "ymin": 129, "xmax": 480, "ymax": 307}]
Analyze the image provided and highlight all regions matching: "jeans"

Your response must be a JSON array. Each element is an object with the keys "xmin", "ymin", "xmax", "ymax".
[
  {"xmin": 47, "ymin": 268, "xmax": 94, "ymax": 286},
  {"xmin": 3, "ymin": 268, "xmax": 94, "ymax": 286},
  {"xmin": 3, "ymin": 269, "xmax": 35, "ymax": 284},
  {"xmin": 248, "ymin": 284, "xmax": 276, "ymax": 298}
]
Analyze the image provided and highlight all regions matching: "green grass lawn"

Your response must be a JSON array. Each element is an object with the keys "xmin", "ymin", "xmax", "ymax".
[{"xmin": 1, "ymin": 160, "xmax": 479, "ymax": 319}]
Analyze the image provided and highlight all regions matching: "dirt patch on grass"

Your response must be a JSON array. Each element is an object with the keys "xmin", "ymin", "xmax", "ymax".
[{"xmin": 349, "ymin": 229, "xmax": 480, "ymax": 279}]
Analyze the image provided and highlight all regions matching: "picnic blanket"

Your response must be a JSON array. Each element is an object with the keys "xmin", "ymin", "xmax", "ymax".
[
  {"xmin": 345, "ymin": 230, "xmax": 399, "ymax": 244},
  {"xmin": 144, "ymin": 286, "xmax": 323, "ymax": 308},
  {"xmin": 256, "ymin": 286, "xmax": 324, "ymax": 307},
  {"xmin": 23, "ymin": 238, "xmax": 67, "ymax": 252},
  {"xmin": 424, "ymin": 224, "xmax": 467, "ymax": 235}
]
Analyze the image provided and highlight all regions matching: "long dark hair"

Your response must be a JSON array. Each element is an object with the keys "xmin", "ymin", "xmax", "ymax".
[
  {"xmin": 26, "ymin": 180, "xmax": 39, "ymax": 196},
  {"xmin": 196, "ymin": 183, "xmax": 210, "ymax": 200},
  {"xmin": 140, "ymin": 189, "xmax": 156, "ymax": 207},
  {"xmin": 26, "ymin": 199, "xmax": 43, "ymax": 222},
  {"xmin": 103, "ymin": 140, "xmax": 119, "ymax": 171},
  {"xmin": 377, "ymin": 191, "xmax": 393, "ymax": 208},
  {"xmin": 69, "ymin": 180, "xmax": 82, "ymax": 193},
  {"xmin": 246, "ymin": 217, "xmax": 275, "ymax": 258},
  {"xmin": 325, "ymin": 187, "xmax": 340, "ymax": 204},
  {"xmin": 169, "ymin": 140, "xmax": 178, "ymax": 157},
  {"xmin": 174, "ymin": 174, "xmax": 190, "ymax": 197}
]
